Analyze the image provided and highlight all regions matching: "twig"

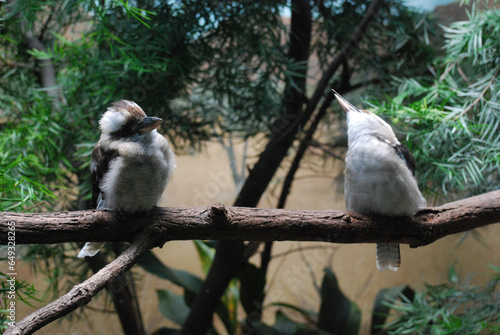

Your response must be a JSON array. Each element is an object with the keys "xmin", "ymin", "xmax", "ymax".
[
  {"xmin": 271, "ymin": 245, "xmax": 338, "ymax": 259},
  {"xmin": 439, "ymin": 62, "xmax": 455, "ymax": 82},
  {"xmin": 455, "ymin": 67, "xmax": 500, "ymax": 120},
  {"xmin": 21, "ymin": 202, "xmax": 47, "ymax": 213},
  {"xmin": 457, "ymin": 66, "xmax": 470, "ymax": 85}
]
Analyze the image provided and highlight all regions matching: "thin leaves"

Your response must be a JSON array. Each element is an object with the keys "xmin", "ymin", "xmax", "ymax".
[
  {"xmin": 372, "ymin": 6, "xmax": 500, "ymax": 201},
  {"xmin": 380, "ymin": 266, "xmax": 500, "ymax": 335}
]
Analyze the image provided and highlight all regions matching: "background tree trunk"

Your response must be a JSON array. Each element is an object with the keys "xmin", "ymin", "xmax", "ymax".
[
  {"xmin": 181, "ymin": 1, "xmax": 312, "ymax": 332},
  {"xmin": 180, "ymin": 0, "xmax": 385, "ymax": 332}
]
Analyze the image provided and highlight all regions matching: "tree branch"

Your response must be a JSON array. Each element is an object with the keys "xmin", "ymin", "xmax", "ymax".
[
  {"xmin": 1, "ymin": 190, "xmax": 499, "ymax": 248},
  {"xmin": 1, "ymin": 191, "xmax": 499, "ymax": 334},
  {"xmin": 20, "ymin": 22, "xmax": 58, "ymax": 100},
  {"xmin": 300, "ymin": 0, "xmax": 384, "ymax": 127},
  {"xmin": 4, "ymin": 230, "xmax": 151, "ymax": 335},
  {"xmin": 85, "ymin": 251, "xmax": 146, "ymax": 335},
  {"xmin": 234, "ymin": 0, "xmax": 312, "ymax": 208}
]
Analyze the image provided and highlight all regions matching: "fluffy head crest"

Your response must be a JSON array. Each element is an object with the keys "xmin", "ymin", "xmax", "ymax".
[{"xmin": 99, "ymin": 100, "xmax": 146, "ymax": 135}]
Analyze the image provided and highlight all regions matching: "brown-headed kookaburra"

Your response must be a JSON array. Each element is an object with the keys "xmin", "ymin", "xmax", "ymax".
[
  {"xmin": 333, "ymin": 90, "xmax": 426, "ymax": 271},
  {"xmin": 78, "ymin": 100, "xmax": 176, "ymax": 258}
]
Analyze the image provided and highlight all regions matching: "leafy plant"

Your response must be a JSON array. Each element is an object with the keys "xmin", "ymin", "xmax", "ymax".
[
  {"xmin": 375, "ymin": 265, "xmax": 500, "ymax": 335},
  {"xmin": 370, "ymin": 4, "xmax": 500, "ymax": 202},
  {"xmin": 0, "ymin": 155, "xmax": 55, "ymax": 212},
  {"xmin": 138, "ymin": 245, "xmax": 235, "ymax": 334},
  {"xmin": 317, "ymin": 268, "xmax": 361, "ymax": 335},
  {"xmin": 0, "ymin": 270, "xmax": 39, "ymax": 331},
  {"xmin": 0, "ymin": 84, "xmax": 61, "ymax": 212},
  {"xmin": 140, "ymin": 244, "xmax": 361, "ymax": 335},
  {"xmin": 371, "ymin": 285, "xmax": 415, "ymax": 334},
  {"xmin": 0, "ymin": 89, "xmax": 60, "ymax": 328}
]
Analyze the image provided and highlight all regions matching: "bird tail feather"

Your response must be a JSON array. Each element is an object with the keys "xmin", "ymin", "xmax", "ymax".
[
  {"xmin": 77, "ymin": 242, "xmax": 105, "ymax": 258},
  {"xmin": 376, "ymin": 243, "xmax": 400, "ymax": 271}
]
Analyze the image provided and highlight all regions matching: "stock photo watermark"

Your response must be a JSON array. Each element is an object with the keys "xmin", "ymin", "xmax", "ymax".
[{"xmin": 5, "ymin": 221, "xmax": 16, "ymax": 328}]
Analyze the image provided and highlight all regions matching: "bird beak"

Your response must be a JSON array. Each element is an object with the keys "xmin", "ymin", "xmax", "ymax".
[
  {"xmin": 332, "ymin": 89, "xmax": 362, "ymax": 114},
  {"xmin": 138, "ymin": 117, "xmax": 163, "ymax": 134}
]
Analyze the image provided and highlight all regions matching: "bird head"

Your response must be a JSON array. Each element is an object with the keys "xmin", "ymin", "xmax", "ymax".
[
  {"xmin": 99, "ymin": 100, "xmax": 163, "ymax": 137},
  {"xmin": 332, "ymin": 90, "xmax": 398, "ymax": 145}
]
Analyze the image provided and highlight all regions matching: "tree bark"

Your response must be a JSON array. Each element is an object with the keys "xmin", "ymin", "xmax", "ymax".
[
  {"xmin": 1, "ymin": 190, "xmax": 500, "ymax": 334},
  {"xmin": 2, "ymin": 190, "xmax": 499, "ymax": 248}
]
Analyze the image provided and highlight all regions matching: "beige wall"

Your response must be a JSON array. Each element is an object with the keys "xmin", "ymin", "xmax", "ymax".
[{"xmin": 14, "ymin": 140, "xmax": 500, "ymax": 334}]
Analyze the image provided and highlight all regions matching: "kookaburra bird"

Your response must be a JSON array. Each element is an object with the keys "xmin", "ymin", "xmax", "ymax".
[
  {"xmin": 333, "ymin": 90, "xmax": 426, "ymax": 271},
  {"xmin": 78, "ymin": 100, "xmax": 176, "ymax": 258}
]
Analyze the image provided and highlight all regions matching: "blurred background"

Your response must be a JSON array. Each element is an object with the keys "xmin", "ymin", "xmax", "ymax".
[{"xmin": 1, "ymin": 0, "xmax": 499, "ymax": 334}]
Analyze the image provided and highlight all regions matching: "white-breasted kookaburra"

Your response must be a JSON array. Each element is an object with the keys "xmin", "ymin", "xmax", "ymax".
[
  {"xmin": 334, "ymin": 90, "xmax": 426, "ymax": 271},
  {"xmin": 78, "ymin": 100, "xmax": 176, "ymax": 258}
]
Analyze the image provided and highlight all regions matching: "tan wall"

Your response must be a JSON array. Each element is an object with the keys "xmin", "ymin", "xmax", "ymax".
[{"xmin": 13, "ymin": 140, "xmax": 500, "ymax": 334}]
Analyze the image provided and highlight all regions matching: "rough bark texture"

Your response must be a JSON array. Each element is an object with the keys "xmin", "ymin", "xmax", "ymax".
[
  {"xmin": 2, "ymin": 190, "xmax": 499, "ymax": 334},
  {"xmin": 1, "ymin": 190, "xmax": 499, "ymax": 248}
]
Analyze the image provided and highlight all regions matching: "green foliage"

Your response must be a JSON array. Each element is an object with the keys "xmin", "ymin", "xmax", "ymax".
[
  {"xmin": 238, "ymin": 262, "xmax": 267, "ymax": 319},
  {"xmin": 0, "ymin": 72, "xmax": 81, "ymax": 308},
  {"xmin": 193, "ymin": 240, "xmax": 216, "ymax": 274},
  {"xmin": 378, "ymin": 265, "xmax": 500, "ymax": 335},
  {"xmin": 138, "ymin": 250, "xmax": 203, "ymax": 293},
  {"xmin": 138, "ymin": 248, "xmax": 235, "ymax": 334},
  {"xmin": 0, "ymin": 155, "xmax": 55, "ymax": 211},
  {"xmin": 0, "ymin": 270, "xmax": 39, "ymax": 331},
  {"xmin": 267, "ymin": 311, "xmax": 331, "ymax": 335},
  {"xmin": 5, "ymin": 0, "xmax": 291, "ymax": 151},
  {"xmin": 313, "ymin": 0, "xmax": 441, "ymax": 92},
  {"xmin": 0, "ymin": 76, "xmax": 62, "ymax": 211},
  {"xmin": 371, "ymin": 6, "xmax": 500, "ymax": 201},
  {"xmin": 318, "ymin": 268, "xmax": 361, "ymax": 335},
  {"xmin": 140, "ymin": 243, "xmax": 362, "ymax": 335},
  {"xmin": 371, "ymin": 285, "xmax": 415, "ymax": 334},
  {"xmin": 157, "ymin": 289, "xmax": 190, "ymax": 327},
  {"xmin": 259, "ymin": 268, "xmax": 360, "ymax": 334},
  {"xmin": 0, "ymin": 65, "xmax": 63, "ymax": 327}
]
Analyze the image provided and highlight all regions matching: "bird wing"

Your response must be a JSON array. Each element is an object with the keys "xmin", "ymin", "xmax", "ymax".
[
  {"xmin": 393, "ymin": 144, "xmax": 416, "ymax": 175},
  {"xmin": 90, "ymin": 142, "xmax": 120, "ymax": 209}
]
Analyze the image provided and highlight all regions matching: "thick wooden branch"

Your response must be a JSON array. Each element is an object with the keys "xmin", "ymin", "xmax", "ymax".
[
  {"xmin": 4, "ymin": 230, "xmax": 151, "ymax": 335},
  {"xmin": 1, "ymin": 190, "xmax": 499, "ymax": 248},
  {"xmin": 1, "ymin": 191, "xmax": 499, "ymax": 334}
]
